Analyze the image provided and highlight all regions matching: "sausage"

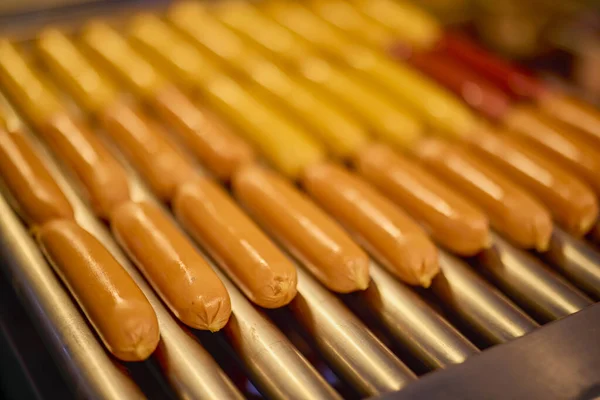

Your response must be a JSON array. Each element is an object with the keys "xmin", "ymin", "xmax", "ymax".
[
  {"xmin": 0, "ymin": 130, "xmax": 74, "ymax": 227},
  {"xmin": 173, "ymin": 177, "xmax": 298, "ymax": 308},
  {"xmin": 214, "ymin": 3, "xmax": 426, "ymax": 149},
  {"xmin": 306, "ymin": 0, "xmax": 395, "ymax": 49},
  {"xmin": 504, "ymin": 106, "xmax": 600, "ymax": 196},
  {"xmin": 36, "ymin": 220, "xmax": 159, "ymax": 361},
  {"xmin": 538, "ymin": 93, "xmax": 600, "ymax": 147},
  {"xmin": 353, "ymin": 143, "xmax": 490, "ymax": 256},
  {"xmin": 232, "ymin": 164, "xmax": 370, "ymax": 293},
  {"xmin": 170, "ymin": 3, "xmax": 370, "ymax": 160},
  {"xmin": 438, "ymin": 32, "xmax": 547, "ymax": 101},
  {"xmin": 36, "ymin": 28, "xmax": 119, "ymax": 115},
  {"xmin": 0, "ymin": 40, "xmax": 64, "ymax": 123},
  {"xmin": 100, "ymin": 100, "xmax": 197, "ymax": 203},
  {"xmin": 301, "ymin": 162, "xmax": 439, "ymax": 287},
  {"xmin": 258, "ymin": 0, "xmax": 478, "ymax": 138},
  {"xmin": 414, "ymin": 138, "xmax": 553, "ymax": 251},
  {"xmin": 466, "ymin": 128, "xmax": 598, "ymax": 237},
  {"xmin": 110, "ymin": 201, "xmax": 231, "ymax": 331},
  {"xmin": 151, "ymin": 85, "xmax": 255, "ymax": 180},
  {"xmin": 395, "ymin": 48, "xmax": 512, "ymax": 121},
  {"xmin": 39, "ymin": 113, "xmax": 131, "ymax": 220},
  {"xmin": 348, "ymin": 0, "xmax": 442, "ymax": 50}
]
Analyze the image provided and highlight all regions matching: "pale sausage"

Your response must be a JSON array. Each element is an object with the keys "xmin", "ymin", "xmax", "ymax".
[
  {"xmin": 232, "ymin": 164, "xmax": 370, "ymax": 293},
  {"xmin": 301, "ymin": 162, "xmax": 439, "ymax": 287},
  {"xmin": 100, "ymin": 100, "xmax": 197, "ymax": 203},
  {"xmin": 173, "ymin": 177, "xmax": 298, "ymax": 308},
  {"xmin": 466, "ymin": 128, "xmax": 598, "ymax": 236},
  {"xmin": 36, "ymin": 220, "xmax": 159, "ymax": 361},
  {"xmin": 414, "ymin": 138, "xmax": 553, "ymax": 251},
  {"xmin": 0, "ymin": 130, "xmax": 74, "ymax": 227},
  {"xmin": 354, "ymin": 143, "xmax": 490, "ymax": 256},
  {"xmin": 111, "ymin": 201, "xmax": 231, "ymax": 331}
]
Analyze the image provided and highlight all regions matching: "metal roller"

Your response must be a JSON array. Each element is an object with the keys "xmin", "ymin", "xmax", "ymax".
[
  {"xmin": 290, "ymin": 265, "xmax": 417, "ymax": 396},
  {"xmin": 0, "ymin": 195, "xmax": 145, "ymax": 400},
  {"xmin": 540, "ymin": 228, "xmax": 600, "ymax": 300},
  {"xmin": 349, "ymin": 261, "xmax": 480, "ymax": 370},
  {"xmin": 3, "ymin": 108, "xmax": 244, "ymax": 400},
  {"xmin": 208, "ymin": 261, "xmax": 342, "ymax": 400},
  {"xmin": 432, "ymin": 251, "xmax": 539, "ymax": 344},
  {"xmin": 474, "ymin": 233, "xmax": 593, "ymax": 322}
]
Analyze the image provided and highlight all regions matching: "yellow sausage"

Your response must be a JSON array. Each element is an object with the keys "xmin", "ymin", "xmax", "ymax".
[
  {"xmin": 257, "ymin": 1, "xmax": 479, "ymax": 139},
  {"xmin": 354, "ymin": 143, "xmax": 491, "ymax": 256},
  {"xmin": 169, "ymin": 2, "xmax": 369, "ymax": 159},
  {"xmin": 466, "ymin": 128, "xmax": 598, "ymax": 236},
  {"xmin": 415, "ymin": 138, "xmax": 553, "ymax": 251},
  {"xmin": 214, "ymin": 3, "xmax": 425, "ymax": 149},
  {"xmin": 173, "ymin": 177, "xmax": 298, "ymax": 308},
  {"xmin": 37, "ymin": 220, "xmax": 159, "ymax": 361},
  {"xmin": 111, "ymin": 201, "xmax": 231, "ymax": 331},
  {"xmin": 301, "ymin": 162, "xmax": 439, "ymax": 287},
  {"xmin": 0, "ymin": 130, "xmax": 74, "ymax": 227},
  {"xmin": 232, "ymin": 164, "xmax": 370, "ymax": 293}
]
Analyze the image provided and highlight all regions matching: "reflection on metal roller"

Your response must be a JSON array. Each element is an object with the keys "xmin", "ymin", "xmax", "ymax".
[
  {"xmin": 475, "ymin": 234, "xmax": 593, "ymax": 322},
  {"xmin": 349, "ymin": 261, "xmax": 479, "ymax": 370},
  {"xmin": 433, "ymin": 251, "xmax": 539, "ymax": 344}
]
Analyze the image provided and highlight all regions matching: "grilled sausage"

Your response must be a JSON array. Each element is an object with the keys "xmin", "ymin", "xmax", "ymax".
[
  {"xmin": 100, "ymin": 100, "xmax": 197, "ymax": 203},
  {"xmin": 173, "ymin": 177, "xmax": 298, "ymax": 308},
  {"xmin": 301, "ymin": 162, "xmax": 439, "ymax": 287},
  {"xmin": 415, "ymin": 138, "xmax": 553, "ymax": 251},
  {"xmin": 232, "ymin": 164, "xmax": 370, "ymax": 293},
  {"xmin": 0, "ymin": 130, "xmax": 74, "ymax": 227},
  {"xmin": 466, "ymin": 128, "xmax": 598, "ymax": 236},
  {"xmin": 354, "ymin": 143, "xmax": 490, "ymax": 256},
  {"xmin": 36, "ymin": 220, "xmax": 159, "ymax": 361},
  {"xmin": 111, "ymin": 201, "xmax": 231, "ymax": 331}
]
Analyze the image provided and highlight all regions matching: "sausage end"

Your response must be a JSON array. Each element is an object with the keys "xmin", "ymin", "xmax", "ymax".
[
  {"xmin": 112, "ymin": 310, "xmax": 160, "ymax": 362},
  {"xmin": 180, "ymin": 296, "xmax": 232, "ymax": 332},
  {"xmin": 254, "ymin": 272, "xmax": 298, "ymax": 309}
]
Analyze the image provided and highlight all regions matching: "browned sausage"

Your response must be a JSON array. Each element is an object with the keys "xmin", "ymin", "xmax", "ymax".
[
  {"xmin": 504, "ymin": 106, "xmax": 600, "ymax": 196},
  {"xmin": 151, "ymin": 85, "xmax": 256, "ymax": 180},
  {"xmin": 111, "ymin": 201, "xmax": 231, "ymax": 331},
  {"xmin": 414, "ymin": 138, "xmax": 553, "ymax": 251},
  {"xmin": 36, "ymin": 220, "xmax": 159, "ymax": 361},
  {"xmin": 100, "ymin": 100, "xmax": 197, "ymax": 203},
  {"xmin": 465, "ymin": 128, "xmax": 598, "ymax": 237},
  {"xmin": 173, "ymin": 177, "xmax": 298, "ymax": 308},
  {"xmin": 0, "ymin": 129, "xmax": 74, "ymax": 227},
  {"xmin": 354, "ymin": 143, "xmax": 490, "ymax": 256},
  {"xmin": 232, "ymin": 164, "xmax": 370, "ymax": 293},
  {"xmin": 300, "ymin": 162, "xmax": 439, "ymax": 287},
  {"xmin": 39, "ymin": 113, "xmax": 131, "ymax": 219}
]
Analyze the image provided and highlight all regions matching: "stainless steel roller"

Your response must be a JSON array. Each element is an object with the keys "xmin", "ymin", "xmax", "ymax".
[
  {"xmin": 540, "ymin": 228, "xmax": 600, "ymax": 300},
  {"xmin": 290, "ymin": 265, "xmax": 417, "ymax": 396},
  {"xmin": 432, "ymin": 251, "xmax": 539, "ymax": 344},
  {"xmin": 349, "ymin": 261, "xmax": 480, "ymax": 370},
  {"xmin": 208, "ymin": 261, "xmax": 343, "ymax": 400},
  {"xmin": 475, "ymin": 234, "xmax": 593, "ymax": 322}
]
